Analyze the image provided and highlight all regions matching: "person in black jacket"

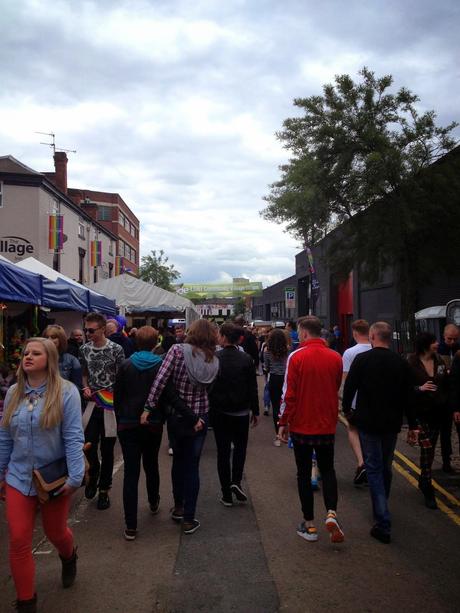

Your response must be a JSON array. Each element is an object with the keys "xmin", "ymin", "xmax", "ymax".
[
  {"xmin": 209, "ymin": 323, "xmax": 259, "ymax": 506},
  {"xmin": 408, "ymin": 332, "xmax": 449, "ymax": 509},
  {"xmin": 342, "ymin": 322, "xmax": 418, "ymax": 544},
  {"xmin": 106, "ymin": 319, "xmax": 134, "ymax": 358},
  {"xmin": 113, "ymin": 325, "xmax": 197, "ymax": 540},
  {"xmin": 234, "ymin": 316, "xmax": 260, "ymax": 370}
]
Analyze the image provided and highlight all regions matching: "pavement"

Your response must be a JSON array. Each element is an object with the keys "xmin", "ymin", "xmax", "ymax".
[{"xmin": 1, "ymin": 378, "xmax": 460, "ymax": 612}]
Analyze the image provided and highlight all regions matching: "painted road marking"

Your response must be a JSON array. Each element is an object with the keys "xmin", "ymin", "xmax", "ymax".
[
  {"xmin": 338, "ymin": 414, "xmax": 460, "ymax": 523},
  {"xmin": 394, "ymin": 449, "xmax": 460, "ymax": 507},
  {"xmin": 393, "ymin": 461, "xmax": 460, "ymax": 528}
]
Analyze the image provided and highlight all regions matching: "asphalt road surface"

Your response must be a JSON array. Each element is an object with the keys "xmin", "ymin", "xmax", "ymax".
[{"xmin": 1, "ymin": 379, "xmax": 460, "ymax": 612}]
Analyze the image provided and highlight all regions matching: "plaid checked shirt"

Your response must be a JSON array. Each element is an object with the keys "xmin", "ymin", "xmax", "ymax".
[{"xmin": 146, "ymin": 344, "xmax": 209, "ymax": 417}]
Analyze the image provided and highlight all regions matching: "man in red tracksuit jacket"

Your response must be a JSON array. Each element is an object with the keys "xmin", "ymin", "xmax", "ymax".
[{"xmin": 278, "ymin": 316, "xmax": 344, "ymax": 544}]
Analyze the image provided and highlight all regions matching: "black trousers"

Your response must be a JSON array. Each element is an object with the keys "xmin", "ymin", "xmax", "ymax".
[
  {"xmin": 85, "ymin": 409, "xmax": 116, "ymax": 491},
  {"xmin": 268, "ymin": 374, "xmax": 284, "ymax": 433},
  {"xmin": 439, "ymin": 411, "xmax": 460, "ymax": 463},
  {"xmin": 212, "ymin": 412, "xmax": 250, "ymax": 497},
  {"xmin": 292, "ymin": 441, "xmax": 337, "ymax": 521},
  {"xmin": 118, "ymin": 426, "xmax": 163, "ymax": 530}
]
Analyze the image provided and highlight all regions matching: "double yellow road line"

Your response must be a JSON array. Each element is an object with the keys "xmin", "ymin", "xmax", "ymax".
[
  {"xmin": 338, "ymin": 415, "xmax": 460, "ymax": 528},
  {"xmin": 393, "ymin": 449, "xmax": 460, "ymax": 528}
]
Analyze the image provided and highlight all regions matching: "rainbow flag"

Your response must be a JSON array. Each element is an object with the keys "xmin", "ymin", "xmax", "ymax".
[
  {"xmin": 93, "ymin": 389, "xmax": 114, "ymax": 412},
  {"xmin": 48, "ymin": 214, "xmax": 64, "ymax": 251},
  {"xmin": 90, "ymin": 240, "xmax": 102, "ymax": 267},
  {"xmin": 115, "ymin": 255, "xmax": 124, "ymax": 275}
]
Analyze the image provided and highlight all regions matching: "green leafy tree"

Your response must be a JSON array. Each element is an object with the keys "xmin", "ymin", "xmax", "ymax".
[
  {"xmin": 139, "ymin": 249, "xmax": 180, "ymax": 291},
  {"xmin": 262, "ymin": 67, "xmax": 459, "ymax": 324},
  {"xmin": 233, "ymin": 297, "xmax": 246, "ymax": 317}
]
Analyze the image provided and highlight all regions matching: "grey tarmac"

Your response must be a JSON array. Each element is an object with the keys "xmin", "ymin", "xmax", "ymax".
[{"xmin": 1, "ymin": 379, "xmax": 460, "ymax": 612}]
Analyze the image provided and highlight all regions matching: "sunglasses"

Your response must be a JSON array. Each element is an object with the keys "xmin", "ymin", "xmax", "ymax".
[{"xmin": 84, "ymin": 327, "xmax": 100, "ymax": 334}]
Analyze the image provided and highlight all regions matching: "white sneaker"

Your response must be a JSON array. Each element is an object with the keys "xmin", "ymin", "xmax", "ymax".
[
  {"xmin": 297, "ymin": 522, "xmax": 318, "ymax": 542},
  {"xmin": 273, "ymin": 438, "xmax": 281, "ymax": 447}
]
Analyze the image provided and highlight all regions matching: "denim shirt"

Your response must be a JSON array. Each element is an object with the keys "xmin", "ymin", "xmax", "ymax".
[
  {"xmin": 59, "ymin": 352, "xmax": 82, "ymax": 390},
  {"xmin": 0, "ymin": 380, "xmax": 85, "ymax": 495}
]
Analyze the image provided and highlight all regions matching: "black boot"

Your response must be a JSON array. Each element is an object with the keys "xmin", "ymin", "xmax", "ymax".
[
  {"xmin": 418, "ymin": 479, "xmax": 438, "ymax": 510},
  {"xmin": 14, "ymin": 594, "xmax": 37, "ymax": 612},
  {"xmin": 60, "ymin": 547, "xmax": 78, "ymax": 588}
]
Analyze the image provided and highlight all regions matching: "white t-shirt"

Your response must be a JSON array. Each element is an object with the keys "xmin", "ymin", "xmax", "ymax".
[{"xmin": 342, "ymin": 342, "xmax": 372, "ymax": 409}]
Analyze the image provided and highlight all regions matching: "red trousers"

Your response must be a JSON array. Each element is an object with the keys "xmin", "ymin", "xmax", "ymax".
[{"xmin": 5, "ymin": 484, "xmax": 74, "ymax": 600}]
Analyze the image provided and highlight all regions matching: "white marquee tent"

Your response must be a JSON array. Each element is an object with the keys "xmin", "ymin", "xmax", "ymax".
[{"xmin": 91, "ymin": 274, "xmax": 199, "ymax": 326}]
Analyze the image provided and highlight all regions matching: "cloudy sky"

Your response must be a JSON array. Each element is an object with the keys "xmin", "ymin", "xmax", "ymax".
[{"xmin": 1, "ymin": 0, "xmax": 459, "ymax": 286}]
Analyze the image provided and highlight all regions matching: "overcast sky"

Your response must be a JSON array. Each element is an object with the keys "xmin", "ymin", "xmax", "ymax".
[{"xmin": 1, "ymin": 0, "xmax": 459, "ymax": 286}]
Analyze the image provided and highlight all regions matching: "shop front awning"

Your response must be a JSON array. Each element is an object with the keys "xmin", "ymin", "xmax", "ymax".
[{"xmin": 0, "ymin": 256, "xmax": 43, "ymax": 305}]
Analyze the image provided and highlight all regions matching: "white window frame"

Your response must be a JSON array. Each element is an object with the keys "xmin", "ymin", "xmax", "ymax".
[{"xmin": 78, "ymin": 221, "xmax": 85, "ymax": 239}]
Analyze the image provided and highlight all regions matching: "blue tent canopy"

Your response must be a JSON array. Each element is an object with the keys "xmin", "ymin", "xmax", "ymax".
[
  {"xmin": 42, "ymin": 278, "xmax": 90, "ymax": 312},
  {"xmin": 0, "ymin": 258, "xmax": 42, "ymax": 305},
  {"xmin": 88, "ymin": 290, "xmax": 117, "ymax": 316}
]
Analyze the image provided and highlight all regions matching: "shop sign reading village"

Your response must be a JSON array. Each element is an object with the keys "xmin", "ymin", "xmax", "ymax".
[{"xmin": 0, "ymin": 236, "xmax": 34, "ymax": 260}]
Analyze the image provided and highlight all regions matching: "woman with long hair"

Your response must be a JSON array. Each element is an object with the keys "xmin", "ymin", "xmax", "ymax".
[
  {"xmin": 114, "ymin": 326, "xmax": 198, "ymax": 541},
  {"xmin": 143, "ymin": 319, "xmax": 219, "ymax": 535},
  {"xmin": 0, "ymin": 338, "xmax": 85, "ymax": 612},
  {"xmin": 265, "ymin": 329, "xmax": 289, "ymax": 446},
  {"xmin": 43, "ymin": 324, "xmax": 82, "ymax": 390},
  {"xmin": 408, "ymin": 331, "xmax": 449, "ymax": 509}
]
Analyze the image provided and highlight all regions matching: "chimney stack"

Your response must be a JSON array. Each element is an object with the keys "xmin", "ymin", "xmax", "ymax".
[{"xmin": 53, "ymin": 151, "xmax": 68, "ymax": 194}]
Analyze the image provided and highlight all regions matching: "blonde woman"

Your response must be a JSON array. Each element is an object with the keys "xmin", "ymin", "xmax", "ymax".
[{"xmin": 0, "ymin": 338, "xmax": 85, "ymax": 613}]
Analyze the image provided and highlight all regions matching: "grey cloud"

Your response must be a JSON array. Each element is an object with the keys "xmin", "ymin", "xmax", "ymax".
[{"xmin": 1, "ymin": 0, "xmax": 458, "ymax": 287}]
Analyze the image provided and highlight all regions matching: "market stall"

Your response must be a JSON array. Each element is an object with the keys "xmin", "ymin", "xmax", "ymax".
[{"xmin": 90, "ymin": 273, "xmax": 199, "ymax": 328}]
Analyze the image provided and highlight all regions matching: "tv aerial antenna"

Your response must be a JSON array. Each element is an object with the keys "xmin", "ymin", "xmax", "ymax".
[{"xmin": 35, "ymin": 131, "xmax": 76, "ymax": 154}]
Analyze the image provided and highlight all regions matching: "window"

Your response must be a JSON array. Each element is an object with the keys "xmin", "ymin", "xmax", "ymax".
[
  {"xmin": 97, "ymin": 205, "xmax": 112, "ymax": 221},
  {"xmin": 78, "ymin": 222, "xmax": 85, "ymax": 239},
  {"xmin": 0, "ymin": 181, "xmax": 3, "ymax": 208},
  {"xmin": 109, "ymin": 240, "xmax": 114, "ymax": 256}
]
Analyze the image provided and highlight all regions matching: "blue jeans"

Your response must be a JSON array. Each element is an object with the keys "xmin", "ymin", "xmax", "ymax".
[
  {"xmin": 171, "ymin": 415, "xmax": 208, "ymax": 521},
  {"xmin": 358, "ymin": 431, "xmax": 397, "ymax": 533}
]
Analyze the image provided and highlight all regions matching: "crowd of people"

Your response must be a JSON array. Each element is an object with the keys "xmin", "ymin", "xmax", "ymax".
[{"xmin": 0, "ymin": 313, "xmax": 460, "ymax": 611}]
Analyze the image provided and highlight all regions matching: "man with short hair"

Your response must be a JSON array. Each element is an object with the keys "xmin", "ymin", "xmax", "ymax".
[
  {"xmin": 278, "ymin": 316, "xmax": 344, "ymax": 544},
  {"xmin": 209, "ymin": 323, "xmax": 259, "ymax": 506},
  {"xmin": 80, "ymin": 313, "xmax": 125, "ymax": 510},
  {"xmin": 234, "ymin": 315, "xmax": 260, "ymax": 370},
  {"xmin": 341, "ymin": 319, "xmax": 372, "ymax": 485},
  {"xmin": 437, "ymin": 323, "xmax": 460, "ymax": 472},
  {"xmin": 343, "ymin": 322, "xmax": 418, "ymax": 544},
  {"xmin": 106, "ymin": 319, "xmax": 134, "ymax": 358},
  {"xmin": 67, "ymin": 328, "xmax": 85, "ymax": 360}
]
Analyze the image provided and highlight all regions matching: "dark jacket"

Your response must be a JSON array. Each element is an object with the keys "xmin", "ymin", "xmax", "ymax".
[
  {"xmin": 208, "ymin": 346, "xmax": 259, "ymax": 416},
  {"xmin": 241, "ymin": 330, "xmax": 259, "ymax": 367},
  {"xmin": 113, "ymin": 358, "xmax": 197, "ymax": 428},
  {"xmin": 67, "ymin": 339, "xmax": 84, "ymax": 363},
  {"xmin": 407, "ymin": 353, "xmax": 449, "ymax": 425},
  {"xmin": 449, "ymin": 353, "xmax": 460, "ymax": 413},
  {"xmin": 109, "ymin": 332, "xmax": 134, "ymax": 358},
  {"xmin": 342, "ymin": 347, "xmax": 416, "ymax": 434}
]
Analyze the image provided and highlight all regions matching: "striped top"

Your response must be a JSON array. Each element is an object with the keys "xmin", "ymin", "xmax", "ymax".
[{"xmin": 264, "ymin": 351, "xmax": 288, "ymax": 376}]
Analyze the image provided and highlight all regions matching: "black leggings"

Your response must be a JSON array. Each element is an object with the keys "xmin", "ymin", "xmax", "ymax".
[
  {"xmin": 268, "ymin": 374, "xmax": 284, "ymax": 433},
  {"xmin": 292, "ymin": 441, "xmax": 338, "ymax": 521}
]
